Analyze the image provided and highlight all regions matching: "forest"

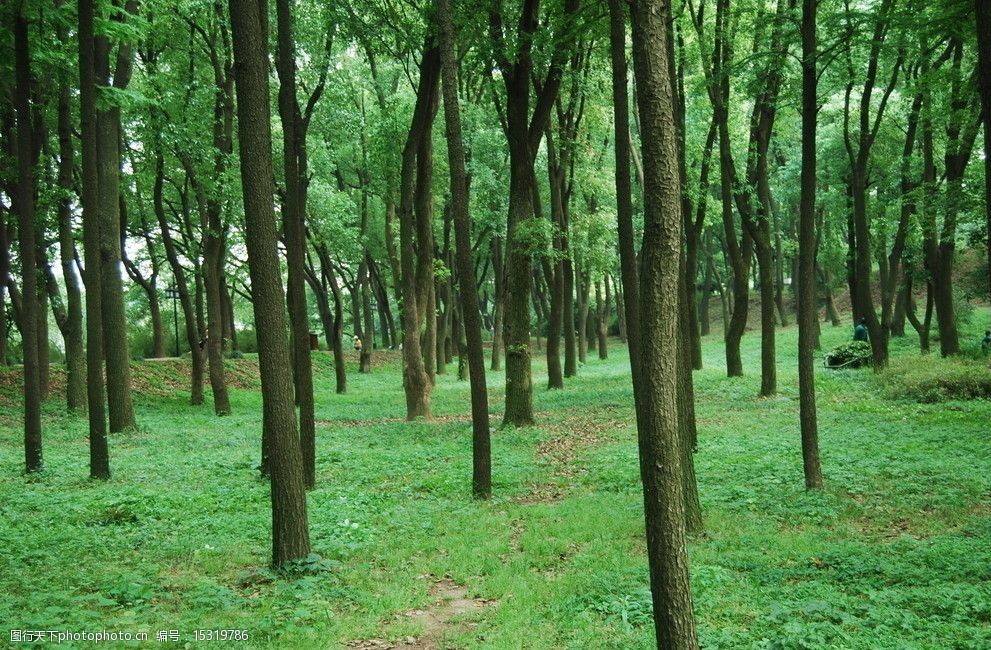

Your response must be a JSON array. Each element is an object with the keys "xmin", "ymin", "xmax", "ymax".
[{"xmin": 1, "ymin": 0, "xmax": 990, "ymax": 647}]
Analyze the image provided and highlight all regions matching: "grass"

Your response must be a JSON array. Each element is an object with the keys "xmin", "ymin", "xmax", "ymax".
[{"xmin": 1, "ymin": 318, "xmax": 990, "ymax": 649}]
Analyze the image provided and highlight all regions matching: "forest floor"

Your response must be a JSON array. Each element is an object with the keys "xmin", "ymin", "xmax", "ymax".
[{"xmin": 1, "ymin": 316, "xmax": 990, "ymax": 649}]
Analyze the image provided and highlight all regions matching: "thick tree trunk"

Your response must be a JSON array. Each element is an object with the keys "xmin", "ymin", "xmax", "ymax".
[
  {"xmin": 14, "ymin": 13, "xmax": 43, "ymax": 472},
  {"xmin": 229, "ymin": 0, "xmax": 311, "ymax": 568},
  {"xmin": 94, "ymin": 9, "xmax": 137, "ymax": 432},
  {"xmin": 398, "ymin": 46, "xmax": 440, "ymax": 419},
  {"xmin": 629, "ymin": 0, "xmax": 699, "ymax": 641}
]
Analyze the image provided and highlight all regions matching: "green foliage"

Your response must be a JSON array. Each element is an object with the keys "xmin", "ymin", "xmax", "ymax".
[
  {"xmin": 824, "ymin": 341, "xmax": 873, "ymax": 369},
  {"xmin": 2, "ymin": 323, "xmax": 990, "ymax": 648},
  {"xmin": 512, "ymin": 217, "xmax": 553, "ymax": 258},
  {"xmin": 879, "ymin": 356, "xmax": 991, "ymax": 403}
]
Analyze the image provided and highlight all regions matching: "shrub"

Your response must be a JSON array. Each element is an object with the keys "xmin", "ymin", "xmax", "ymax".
[
  {"xmin": 879, "ymin": 356, "xmax": 991, "ymax": 402},
  {"xmin": 824, "ymin": 341, "xmax": 872, "ymax": 369}
]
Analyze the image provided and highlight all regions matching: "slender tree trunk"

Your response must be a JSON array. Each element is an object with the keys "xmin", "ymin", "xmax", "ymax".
[
  {"xmin": 276, "ymin": 0, "xmax": 315, "ymax": 488},
  {"xmin": 798, "ymin": 0, "xmax": 823, "ymax": 490},
  {"xmin": 14, "ymin": 13, "xmax": 43, "ymax": 472},
  {"xmin": 57, "ymin": 80, "xmax": 86, "ymax": 412},
  {"xmin": 438, "ymin": 0, "xmax": 492, "ymax": 497},
  {"xmin": 153, "ymin": 152, "xmax": 203, "ymax": 405},
  {"xmin": 78, "ymin": 0, "xmax": 110, "ymax": 479},
  {"xmin": 596, "ymin": 279, "xmax": 609, "ymax": 359},
  {"xmin": 977, "ymin": 0, "xmax": 991, "ymax": 299},
  {"xmin": 490, "ymin": 236, "xmax": 504, "ymax": 371},
  {"xmin": 229, "ymin": 0, "xmax": 311, "ymax": 568},
  {"xmin": 577, "ymin": 269, "xmax": 589, "ymax": 363}
]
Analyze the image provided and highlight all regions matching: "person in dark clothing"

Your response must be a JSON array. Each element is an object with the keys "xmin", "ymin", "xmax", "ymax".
[
  {"xmin": 982, "ymin": 330, "xmax": 991, "ymax": 353},
  {"xmin": 198, "ymin": 328, "xmax": 209, "ymax": 351},
  {"xmin": 853, "ymin": 318, "xmax": 869, "ymax": 342}
]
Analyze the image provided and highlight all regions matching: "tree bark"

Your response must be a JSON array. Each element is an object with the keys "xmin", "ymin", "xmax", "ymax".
[
  {"xmin": 78, "ymin": 0, "xmax": 110, "ymax": 479},
  {"xmin": 798, "ymin": 0, "xmax": 823, "ymax": 490},
  {"xmin": 14, "ymin": 12, "xmax": 43, "ymax": 473},
  {"xmin": 438, "ymin": 0, "xmax": 492, "ymax": 497},
  {"xmin": 56, "ymin": 76, "xmax": 86, "ymax": 412},
  {"xmin": 229, "ymin": 0, "xmax": 311, "ymax": 568},
  {"xmin": 276, "ymin": 0, "xmax": 317, "ymax": 488},
  {"xmin": 977, "ymin": 0, "xmax": 991, "ymax": 298},
  {"xmin": 629, "ymin": 0, "xmax": 699, "ymax": 642},
  {"xmin": 94, "ymin": 2, "xmax": 137, "ymax": 432}
]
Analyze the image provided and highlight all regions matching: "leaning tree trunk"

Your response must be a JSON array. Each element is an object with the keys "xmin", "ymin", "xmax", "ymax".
[{"xmin": 228, "ymin": 0, "xmax": 311, "ymax": 569}]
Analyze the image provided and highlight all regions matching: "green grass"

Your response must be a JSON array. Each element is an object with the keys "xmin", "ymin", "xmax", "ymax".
[{"xmin": 1, "ymin": 320, "xmax": 989, "ymax": 649}]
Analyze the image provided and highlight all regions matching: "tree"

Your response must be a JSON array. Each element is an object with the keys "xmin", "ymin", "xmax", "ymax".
[
  {"xmin": 979, "ymin": 0, "xmax": 991, "ymax": 298},
  {"xmin": 276, "ymin": 0, "xmax": 331, "ymax": 489},
  {"xmin": 13, "ymin": 8, "xmax": 43, "ymax": 473},
  {"xmin": 228, "ymin": 0, "xmax": 311, "ymax": 567},
  {"xmin": 55, "ymin": 9, "xmax": 87, "ymax": 413},
  {"xmin": 78, "ymin": 0, "xmax": 110, "ymax": 479},
  {"xmin": 629, "ymin": 0, "xmax": 699, "ymax": 644},
  {"xmin": 95, "ymin": 0, "xmax": 138, "ymax": 431},
  {"xmin": 489, "ymin": 0, "xmax": 579, "ymax": 426},
  {"xmin": 398, "ymin": 44, "xmax": 439, "ymax": 420},
  {"xmin": 437, "ymin": 0, "xmax": 492, "ymax": 499},
  {"xmin": 798, "ymin": 0, "xmax": 823, "ymax": 490}
]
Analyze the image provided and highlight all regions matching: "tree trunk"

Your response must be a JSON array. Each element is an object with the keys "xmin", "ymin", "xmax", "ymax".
[
  {"xmin": 490, "ymin": 236, "xmax": 504, "ymax": 371},
  {"xmin": 398, "ymin": 45, "xmax": 439, "ymax": 419},
  {"xmin": 577, "ymin": 269, "xmax": 589, "ymax": 364},
  {"xmin": 438, "ymin": 0, "xmax": 492, "ymax": 497},
  {"xmin": 229, "ymin": 0, "xmax": 311, "ymax": 568},
  {"xmin": 276, "ymin": 0, "xmax": 316, "ymax": 488},
  {"xmin": 94, "ymin": 6, "xmax": 137, "ymax": 432},
  {"xmin": 798, "ymin": 0, "xmax": 823, "ymax": 490},
  {"xmin": 153, "ymin": 152, "xmax": 204, "ymax": 405},
  {"xmin": 14, "ymin": 13, "xmax": 43, "ymax": 472},
  {"xmin": 78, "ymin": 0, "xmax": 110, "ymax": 479},
  {"xmin": 596, "ymin": 279, "xmax": 609, "ymax": 360},
  {"xmin": 546, "ymin": 134, "xmax": 566, "ymax": 389},
  {"xmin": 977, "ymin": 0, "xmax": 991, "ymax": 299},
  {"xmin": 629, "ymin": 0, "xmax": 699, "ymax": 641},
  {"xmin": 56, "ymin": 81, "xmax": 86, "ymax": 412}
]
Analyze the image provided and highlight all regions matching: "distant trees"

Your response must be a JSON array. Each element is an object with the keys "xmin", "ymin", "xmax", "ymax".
[{"xmin": 4, "ymin": 0, "xmax": 990, "ymax": 598}]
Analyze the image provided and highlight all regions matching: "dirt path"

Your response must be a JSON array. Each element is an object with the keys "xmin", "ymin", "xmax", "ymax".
[
  {"xmin": 514, "ymin": 404, "xmax": 630, "ymax": 504},
  {"xmin": 348, "ymin": 576, "xmax": 493, "ymax": 649}
]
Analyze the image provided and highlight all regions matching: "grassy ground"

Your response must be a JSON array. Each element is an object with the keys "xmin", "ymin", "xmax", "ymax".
[{"xmin": 1, "ymin": 320, "xmax": 989, "ymax": 649}]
